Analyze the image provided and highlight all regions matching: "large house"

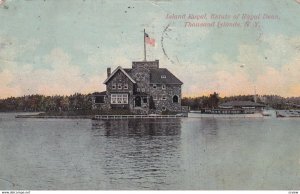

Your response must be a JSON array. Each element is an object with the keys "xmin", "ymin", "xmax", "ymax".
[{"xmin": 92, "ymin": 60, "xmax": 187, "ymax": 114}]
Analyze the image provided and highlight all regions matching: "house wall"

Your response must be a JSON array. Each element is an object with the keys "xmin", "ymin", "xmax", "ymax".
[
  {"xmin": 132, "ymin": 60, "xmax": 159, "ymax": 69},
  {"xmin": 130, "ymin": 67, "xmax": 150, "ymax": 94},
  {"xmin": 106, "ymin": 70, "xmax": 134, "ymax": 110},
  {"xmin": 150, "ymin": 84, "xmax": 182, "ymax": 112},
  {"xmin": 93, "ymin": 63, "xmax": 185, "ymax": 114},
  {"xmin": 92, "ymin": 95, "xmax": 110, "ymax": 110},
  {"xmin": 91, "ymin": 95, "xmax": 110, "ymax": 110}
]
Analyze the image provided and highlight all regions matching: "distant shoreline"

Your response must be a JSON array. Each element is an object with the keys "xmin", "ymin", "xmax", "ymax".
[
  {"xmin": 14, "ymin": 112, "xmax": 265, "ymax": 119},
  {"xmin": 15, "ymin": 114, "xmax": 92, "ymax": 119}
]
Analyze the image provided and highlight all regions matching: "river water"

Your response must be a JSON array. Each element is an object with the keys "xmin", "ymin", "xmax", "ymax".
[{"xmin": 0, "ymin": 113, "xmax": 299, "ymax": 190}]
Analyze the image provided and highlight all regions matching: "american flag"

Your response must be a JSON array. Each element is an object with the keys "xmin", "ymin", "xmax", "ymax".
[{"xmin": 144, "ymin": 32, "xmax": 155, "ymax": 46}]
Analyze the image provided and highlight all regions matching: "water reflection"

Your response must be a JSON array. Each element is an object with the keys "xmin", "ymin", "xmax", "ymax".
[
  {"xmin": 199, "ymin": 118, "xmax": 219, "ymax": 136},
  {"xmin": 90, "ymin": 118, "xmax": 182, "ymax": 189},
  {"xmin": 91, "ymin": 118, "xmax": 181, "ymax": 137},
  {"xmin": 2, "ymin": 113, "xmax": 300, "ymax": 189}
]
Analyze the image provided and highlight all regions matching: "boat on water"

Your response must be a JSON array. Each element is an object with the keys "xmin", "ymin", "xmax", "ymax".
[
  {"xmin": 188, "ymin": 112, "xmax": 263, "ymax": 118},
  {"xmin": 261, "ymin": 109, "xmax": 276, "ymax": 117},
  {"xmin": 191, "ymin": 108, "xmax": 255, "ymax": 114},
  {"xmin": 189, "ymin": 109, "xmax": 264, "ymax": 118},
  {"xmin": 276, "ymin": 110, "xmax": 300, "ymax": 117},
  {"xmin": 262, "ymin": 110, "xmax": 271, "ymax": 116}
]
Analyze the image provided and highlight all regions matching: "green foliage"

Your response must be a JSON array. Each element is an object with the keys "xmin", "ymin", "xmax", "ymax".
[
  {"xmin": 182, "ymin": 94, "xmax": 300, "ymax": 110},
  {"xmin": 0, "ymin": 93, "xmax": 93, "ymax": 112},
  {"xmin": 181, "ymin": 92, "xmax": 220, "ymax": 110},
  {"xmin": 0, "ymin": 93, "xmax": 299, "ymax": 112}
]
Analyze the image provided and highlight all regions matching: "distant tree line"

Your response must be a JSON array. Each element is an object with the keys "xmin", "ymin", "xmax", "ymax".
[
  {"xmin": 181, "ymin": 93, "xmax": 300, "ymax": 110},
  {"xmin": 0, "ymin": 93, "xmax": 300, "ymax": 112},
  {"xmin": 0, "ymin": 93, "xmax": 92, "ymax": 112}
]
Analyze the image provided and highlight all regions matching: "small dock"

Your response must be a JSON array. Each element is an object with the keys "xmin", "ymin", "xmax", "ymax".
[
  {"xmin": 276, "ymin": 110, "xmax": 300, "ymax": 117},
  {"xmin": 93, "ymin": 114, "xmax": 185, "ymax": 120}
]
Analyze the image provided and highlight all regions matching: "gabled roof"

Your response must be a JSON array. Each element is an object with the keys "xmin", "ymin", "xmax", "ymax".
[
  {"xmin": 150, "ymin": 68, "xmax": 183, "ymax": 85},
  {"xmin": 123, "ymin": 68, "xmax": 132, "ymax": 75},
  {"xmin": 219, "ymin": 101, "xmax": 265, "ymax": 107},
  {"xmin": 103, "ymin": 66, "xmax": 136, "ymax": 84}
]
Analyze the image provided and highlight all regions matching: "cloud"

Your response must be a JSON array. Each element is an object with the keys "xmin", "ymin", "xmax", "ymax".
[
  {"xmin": 0, "ymin": 69, "xmax": 22, "ymax": 98},
  {"xmin": 0, "ymin": 48, "xmax": 106, "ymax": 98},
  {"xmin": 177, "ymin": 34, "xmax": 300, "ymax": 97},
  {"xmin": 28, "ymin": 48, "xmax": 105, "ymax": 95},
  {"xmin": 1, "ymin": 33, "xmax": 300, "ymax": 99}
]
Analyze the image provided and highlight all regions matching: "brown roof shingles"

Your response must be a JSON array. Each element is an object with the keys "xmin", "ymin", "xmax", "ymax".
[{"xmin": 150, "ymin": 68, "xmax": 183, "ymax": 85}]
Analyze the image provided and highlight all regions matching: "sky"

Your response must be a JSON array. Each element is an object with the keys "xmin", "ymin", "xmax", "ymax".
[{"xmin": 0, "ymin": 0, "xmax": 300, "ymax": 98}]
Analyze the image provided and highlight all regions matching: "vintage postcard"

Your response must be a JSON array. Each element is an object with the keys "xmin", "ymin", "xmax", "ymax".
[{"xmin": 0, "ymin": 0, "xmax": 300, "ymax": 191}]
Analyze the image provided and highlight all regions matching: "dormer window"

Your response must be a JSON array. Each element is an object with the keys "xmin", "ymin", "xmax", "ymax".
[
  {"xmin": 162, "ymin": 84, "xmax": 166, "ymax": 90},
  {"xmin": 124, "ymin": 84, "xmax": 128, "ymax": 89},
  {"xmin": 118, "ymin": 83, "xmax": 122, "ymax": 89},
  {"xmin": 161, "ymin": 75, "xmax": 166, "ymax": 79},
  {"xmin": 153, "ymin": 84, "xmax": 157, "ymax": 89},
  {"xmin": 112, "ymin": 84, "xmax": 116, "ymax": 89}
]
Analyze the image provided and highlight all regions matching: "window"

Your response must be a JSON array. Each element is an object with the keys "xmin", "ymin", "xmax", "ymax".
[
  {"xmin": 124, "ymin": 84, "xmax": 128, "ymax": 89},
  {"xmin": 173, "ymin": 95, "xmax": 179, "ymax": 103},
  {"xmin": 161, "ymin": 75, "xmax": 166, "ymax": 79},
  {"xmin": 112, "ymin": 84, "xmax": 116, "ymax": 89},
  {"xmin": 118, "ymin": 83, "xmax": 122, "ymax": 89},
  {"xmin": 162, "ymin": 84, "xmax": 166, "ymax": 90},
  {"xmin": 117, "ymin": 95, "xmax": 122, "ymax": 103},
  {"xmin": 95, "ymin": 96, "xmax": 105, "ymax": 104},
  {"xmin": 137, "ymin": 88, "xmax": 140, "ymax": 92},
  {"xmin": 153, "ymin": 84, "xmax": 157, "ymax": 89},
  {"xmin": 141, "ymin": 88, "xmax": 145, "ymax": 92},
  {"xmin": 143, "ymin": 98, "xmax": 147, "ymax": 103},
  {"xmin": 123, "ymin": 95, "xmax": 128, "ymax": 104},
  {"xmin": 111, "ymin": 94, "xmax": 128, "ymax": 104},
  {"xmin": 162, "ymin": 95, "xmax": 166, "ymax": 100},
  {"xmin": 162, "ymin": 106, "xmax": 166, "ymax": 111},
  {"xmin": 111, "ymin": 94, "xmax": 117, "ymax": 104}
]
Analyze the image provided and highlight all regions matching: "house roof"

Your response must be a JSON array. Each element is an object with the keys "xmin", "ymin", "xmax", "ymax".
[
  {"xmin": 92, "ymin": 91, "xmax": 106, "ymax": 96},
  {"xmin": 103, "ymin": 66, "xmax": 136, "ymax": 84},
  {"xmin": 104, "ymin": 66, "xmax": 182, "ymax": 85},
  {"xmin": 150, "ymin": 68, "xmax": 183, "ymax": 85},
  {"xmin": 133, "ymin": 92, "xmax": 148, "ymax": 96},
  {"xmin": 219, "ymin": 101, "xmax": 265, "ymax": 107},
  {"xmin": 123, "ymin": 68, "xmax": 132, "ymax": 75}
]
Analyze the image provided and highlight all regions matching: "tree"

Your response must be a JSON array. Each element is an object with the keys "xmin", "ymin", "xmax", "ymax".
[{"xmin": 208, "ymin": 92, "xmax": 219, "ymax": 109}]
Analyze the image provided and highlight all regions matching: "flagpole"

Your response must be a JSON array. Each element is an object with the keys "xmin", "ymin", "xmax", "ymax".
[{"xmin": 144, "ymin": 29, "xmax": 146, "ymax": 61}]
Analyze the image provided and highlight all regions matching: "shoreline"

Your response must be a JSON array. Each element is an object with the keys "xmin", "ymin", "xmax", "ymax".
[
  {"xmin": 188, "ymin": 112, "xmax": 264, "ymax": 118},
  {"xmin": 14, "ymin": 113, "xmax": 265, "ymax": 119},
  {"xmin": 15, "ymin": 114, "xmax": 93, "ymax": 119}
]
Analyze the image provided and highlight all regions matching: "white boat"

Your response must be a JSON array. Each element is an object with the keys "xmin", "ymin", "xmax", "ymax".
[
  {"xmin": 276, "ymin": 110, "xmax": 300, "ymax": 117},
  {"xmin": 261, "ymin": 109, "xmax": 275, "ymax": 116}
]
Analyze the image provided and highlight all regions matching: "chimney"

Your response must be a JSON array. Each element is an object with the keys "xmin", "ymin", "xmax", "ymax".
[{"xmin": 107, "ymin": 67, "xmax": 111, "ymax": 77}]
